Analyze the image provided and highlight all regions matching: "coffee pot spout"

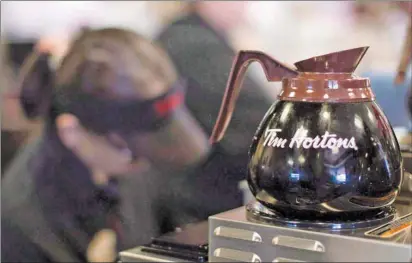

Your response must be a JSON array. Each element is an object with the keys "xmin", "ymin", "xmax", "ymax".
[
  {"xmin": 294, "ymin": 46, "xmax": 369, "ymax": 73},
  {"xmin": 209, "ymin": 51, "xmax": 298, "ymax": 144}
]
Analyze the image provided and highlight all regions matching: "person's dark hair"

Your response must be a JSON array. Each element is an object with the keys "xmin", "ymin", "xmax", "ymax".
[
  {"xmin": 17, "ymin": 50, "xmax": 53, "ymax": 119},
  {"xmin": 18, "ymin": 28, "xmax": 178, "ymax": 124}
]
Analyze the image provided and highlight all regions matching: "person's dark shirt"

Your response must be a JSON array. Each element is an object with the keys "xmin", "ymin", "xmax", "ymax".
[
  {"xmin": 1, "ymin": 129, "xmax": 123, "ymax": 262},
  {"xmin": 2, "ymin": 218, "xmax": 52, "ymax": 263},
  {"xmin": 161, "ymin": 144, "xmax": 251, "ymax": 224},
  {"xmin": 1, "ymin": 131, "xmax": 28, "ymax": 174},
  {"xmin": 155, "ymin": 13, "xmax": 272, "ymax": 220},
  {"xmin": 157, "ymin": 13, "xmax": 272, "ymax": 159}
]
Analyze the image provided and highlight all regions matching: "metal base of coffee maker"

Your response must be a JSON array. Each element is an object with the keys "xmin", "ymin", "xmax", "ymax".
[
  {"xmin": 119, "ymin": 247, "xmax": 192, "ymax": 262},
  {"xmin": 401, "ymin": 149, "xmax": 412, "ymax": 197},
  {"xmin": 209, "ymin": 202, "xmax": 412, "ymax": 262}
]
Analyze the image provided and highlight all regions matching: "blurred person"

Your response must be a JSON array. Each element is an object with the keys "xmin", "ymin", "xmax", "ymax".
[
  {"xmin": 150, "ymin": 1, "xmax": 273, "ymax": 222},
  {"xmin": 1, "ymin": 40, "xmax": 42, "ymax": 173},
  {"xmin": 1, "ymin": 38, "xmax": 68, "ymax": 174},
  {"xmin": 394, "ymin": 2, "xmax": 412, "ymax": 88},
  {"xmin": 1, "ymin": 27, "xmax": 210, "ymax": 262},
  {"xmin": 394, "ymin": 12, "xmax": 412, "ymax": 147}
]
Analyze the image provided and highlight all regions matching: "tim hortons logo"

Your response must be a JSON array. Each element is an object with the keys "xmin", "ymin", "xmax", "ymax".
[{"xmin": 263, "ymin": 128, "xmax": 358, "ymax": 150}]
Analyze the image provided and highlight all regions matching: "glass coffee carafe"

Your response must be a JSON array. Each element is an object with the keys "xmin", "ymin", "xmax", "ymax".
[{"xmin": 210, "ymin": 47, "xmax": 403, "ymax": 220}]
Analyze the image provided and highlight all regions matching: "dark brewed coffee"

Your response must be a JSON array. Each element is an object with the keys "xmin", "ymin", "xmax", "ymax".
[{"xmin": 248, "ymin": 101, "xmax": 401, "ymax": 217}]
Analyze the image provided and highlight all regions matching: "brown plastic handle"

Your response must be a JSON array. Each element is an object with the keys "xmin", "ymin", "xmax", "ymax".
[{"xmin": 209, "ymin": 50, "xmax": 298, "ymax": 144}]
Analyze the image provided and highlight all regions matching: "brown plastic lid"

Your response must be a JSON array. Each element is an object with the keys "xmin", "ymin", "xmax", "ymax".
[
  {"xmin": 279, "ymin": 46, "xmax": 374, "ymax": 103},
  {"xmin": 294, "ymin": 46, "xmax": 369, "ymax": 73}
]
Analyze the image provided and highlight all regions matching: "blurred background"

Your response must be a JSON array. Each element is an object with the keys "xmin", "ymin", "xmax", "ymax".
[
  {"xmin": 2, "ymin": 0, "xmax": 411, "ymax": 210},
  {"xmin": 1, "ymin": 1, "xmax": 412, "ymax": 259},
  {"xmin": 2, "ymin": 0, "xmax": 411, "ymax": 124}
]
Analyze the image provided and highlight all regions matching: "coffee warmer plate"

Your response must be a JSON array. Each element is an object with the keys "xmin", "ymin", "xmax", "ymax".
[{"xmin": 208, "ymin": 201, "xmax": 412, "ymax": 262}]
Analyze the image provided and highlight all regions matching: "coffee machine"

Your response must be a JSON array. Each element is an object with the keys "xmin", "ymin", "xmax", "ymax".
[
  {"xmin": 207, "ymin": 47, "xmax": 411, "ymax": 262},
  {"xmin": 120, "ymin": 47, "xmax": 411, "ymax": 262}
]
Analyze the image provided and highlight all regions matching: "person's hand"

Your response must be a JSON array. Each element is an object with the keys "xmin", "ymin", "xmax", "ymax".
[
  {"xmin": 56, "ymin": 114, "xmax": 150, "ymax": 180},
  {"xmin": 87, "ymin": 229, "xmax": 117, "ymax": 263}
]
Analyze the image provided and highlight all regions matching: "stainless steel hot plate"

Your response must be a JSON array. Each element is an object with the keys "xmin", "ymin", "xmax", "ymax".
[{"xmin": 246, "ymin": 201, "xmax": 397, "ymax": 230}]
